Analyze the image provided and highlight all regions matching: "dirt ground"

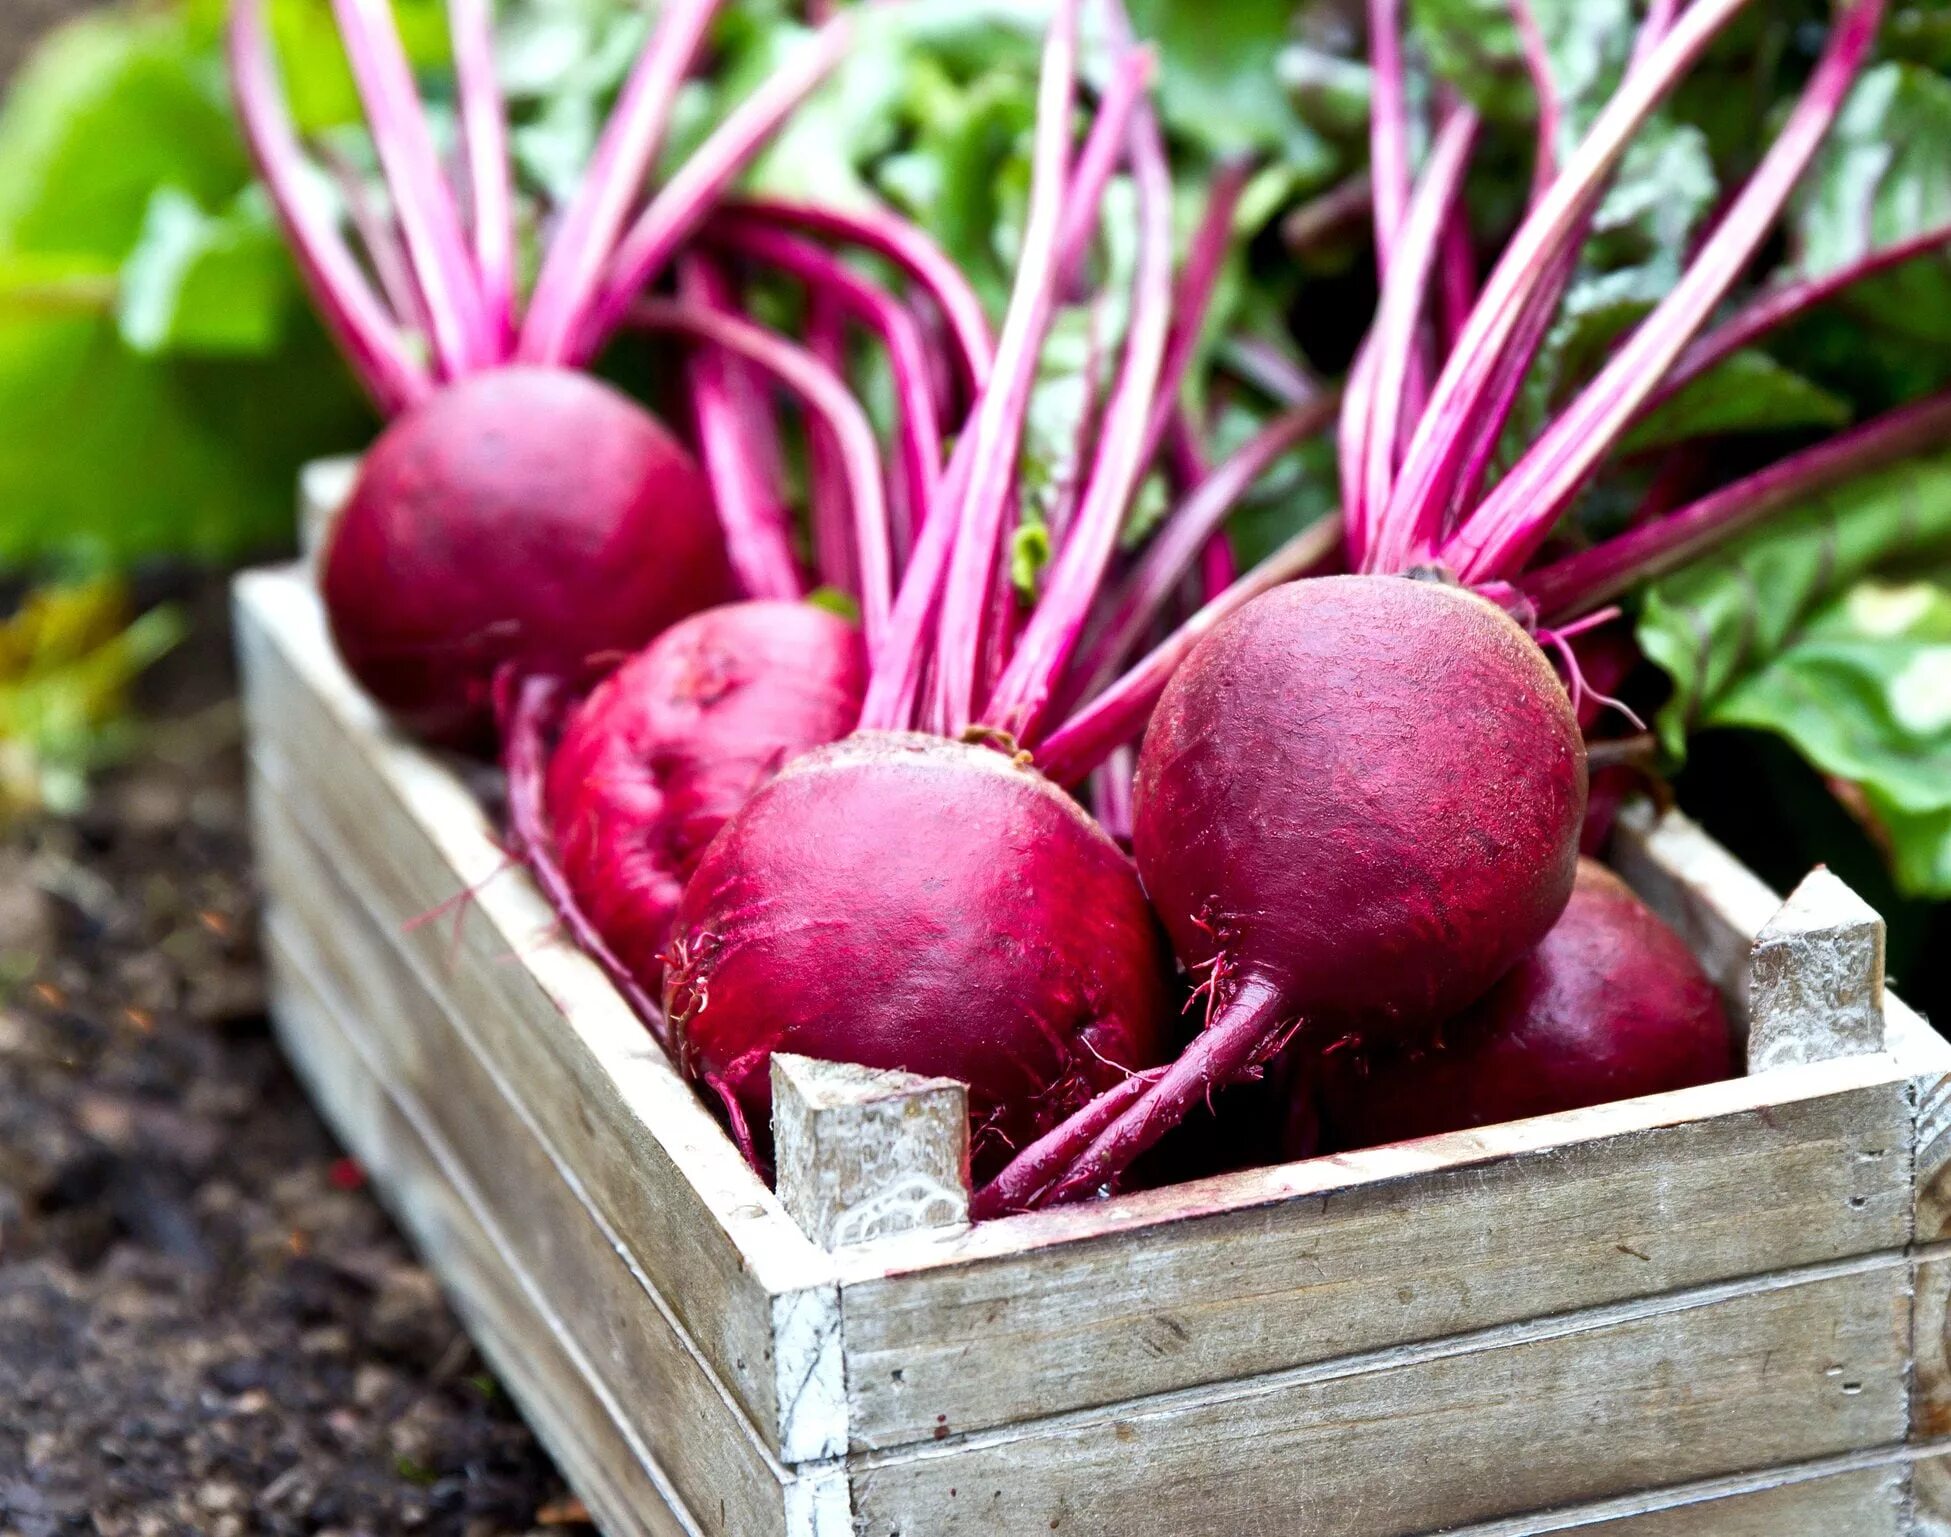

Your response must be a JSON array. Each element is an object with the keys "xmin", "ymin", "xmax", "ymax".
[{"xmin": 0, "ymin": 581, "xmax": 582, "ymax": 1537}]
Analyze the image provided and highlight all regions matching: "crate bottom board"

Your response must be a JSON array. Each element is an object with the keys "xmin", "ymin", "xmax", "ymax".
[{"xmin": 260, "ymin": 832, "xmax": 1937, "ymax": 1537}]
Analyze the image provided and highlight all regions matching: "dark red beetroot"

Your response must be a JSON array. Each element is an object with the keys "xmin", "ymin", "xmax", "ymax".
[
  {"xmin": 986, "ymin": 574, "xmax": 1587, "ymax": 1213},
  {"xmin": 1320, "ymin": 859, "xmax": 1735, "ymax": 1148},
  {"xmin": 323, "ymin": 368, "xmax": 733, "ymax": 746},
  {"xmin": 663, "ymin": 732, "xmax": 1174, "ymax": 1173},
  {"xmin": 544, "ymin": 600, "xmax": 865, "ymax": 990}
]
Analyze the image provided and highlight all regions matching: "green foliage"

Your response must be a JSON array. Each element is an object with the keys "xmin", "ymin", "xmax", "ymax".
[
  {"xmin": 0, "ymin": 6, "xmax": 372, "ymax": 573},
  {"xmin": 1639, "ymin": 455, "xmax": 1951, "ymax": 896}
]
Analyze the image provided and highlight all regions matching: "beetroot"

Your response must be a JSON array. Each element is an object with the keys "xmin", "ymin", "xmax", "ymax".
[
  {"xmin": 543, "ymin": 600, "xmax": 865, "ymax": 989},
  {"xmin": 664, "ymin": 733, "xmax": 1174, "ymax": 1172},
  {"xmin": 1320, "ymin": 859, "xmax": 1735, "ymax": 1148},
  {"xmin": 232, "ymin": 0, "xmax": 856, "ymax": 746},
  {"xmin": 977, "ymin": 575, "xmax": 1587, "ymax": 1214},
  {"xmin": 324, "ymin": 369, "xmax": 731, "ymax": 745}
]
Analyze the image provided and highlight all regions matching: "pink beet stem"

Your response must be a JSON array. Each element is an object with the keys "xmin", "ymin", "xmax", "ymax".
[
  {"xmin": 804, "ymin": 295, "xmax": 859, "ymax": 598},
  {"xmin": 330, "ymin": 0, "xmax": 491, "ymax": 378},
  {"xmin": 519, "ymin": 0, "xmax": 720, "ymax": 365},
  {"xmin": 1054, "ymin": 47, "xmax": 1156, "ymax": 293},
  {"xmin": 1440, "ymin": 0, "xmax": 1887, "ymax": 583},
  {"xmin": 1035, "ymin": 975, "xmax": 1290, "ymax": 1209},
  {"xmin": 1140, "ymin": 158, "xmax": 1253, "ymax": 475},
  {"xmin": 727, "ymin": 196, "xmax": 997, "ymax": 393},
  {"xmin": 1372, "ymin": 0, "xmax": 1757, "ymax": 573},
  {"xmin": 707, "ymin": 217, "xmax": 946, "ymax": 518},
  {"xmin": 931, "ymin": 0, "xmax": 1082, "ymax": 735},
  {"xmin": 1356, "ymin": 109, "xmax": 1482, "ymax": 561},
  {"xmin": 1222, "ymin": 336, "xmax": 1321, "ymax": 408},
  {"xmin": 858, "ymin": 434, "xmax": 977, "ymax": 731},
  {"xmin": 1437, "ymin": 196, "xmax": 1477, "ymax": 355},
  {"xmin": 1070, "ymin": 396, "xmax": 1338, "ymax": 702},
  {"xmin": 971, "ymin": 1061, "xmax": 1167, "ymax": 1219},
  {"xmin": 1520, "ymin": 387, "xmax": 1951, "ymax": 623},
  {"xmin": 1366, "ymin": 0, "xmax": 1413, "ymax": 271},
  {"xmin": 577, "ymin": 12, "xmax": 855, "ymax": 366},
  {"xmin": 1034, "ymin": 514, "xmax": 1344, "ymax": 787},
  {"xmin": 1649, "ymin": 220, "xmax": 1951, "ymax": 410},
  {"xmin": 630, "ymin": 298, "xmax": 893, "ymax": 649},
  {"xmin": 449, "ymin": 0, "xmax": 517, "ymax": 352},
  {"xmin": 317, "ymin": 140, "xmax": 428, "ymax": 340},
  {"xmin": 225, "ymin": 0, "xmax": 430, "ymax": 414},
  {"xmin": 1509, "ymin": 0, "xmax": 1562, "ymax": 202},
  {"xmin": 677, "ymin": 256, "xmax": 805, "ymax": 601},
  {"xmin": 499, "ymin": 674, "xmax": 673, "ymax": 1056},
  {"xmin": 982, "ymin": 47, "xmax": 1176, "ymax": 744}
]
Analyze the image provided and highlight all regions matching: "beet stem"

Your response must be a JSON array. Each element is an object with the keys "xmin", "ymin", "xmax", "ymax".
[
  {"xmin": 1054, "ymin": 47, "xmax": 1156, "ymax": 294},
  {"xmin": 983, "ymin": 37, "xmax": 1176, "ymax": 744},
  {"xmin": 1650, "ymin": 220, "xmax": 1951, "ymax": 412},
  {"xmin": 859, "ymin": 435, "xmax": 977, "ymax": 731},
  {"xmin": 804, "ymin": 293, "xmax": 860, "ymax": 598},
  {"xmin": 330, "ymin": 0, "xmax": 492, "ymax": 378},
  {"xmin": 629, "ymin": 299, "xmax": 894, "ymax": 647},
  {"xmin": 931, "ymin": 0, "xmax": 1081, "ymax": 734},
  {"xmin": 519, "ymin": 0, "xmax": 719, "ymax": 365},
  {"xmin": 709, "ymin": 218, "xmax": 947, "ymax": 530},
  {"xmin": 317, "ymin": 140, "xmax": 428, "ymax": 341},
  {"xmin": 1034, "ymin": 514, "xmax": 1344, "ymax": 787},
  {"xmin": 225, "ymin": 0, "xmax": 430, "ymax": 413},
  {"xmin": 1440, "ymin": 0, "xmax": 1886, "ymax": 582},
  {"xmin": 1373, "ymin": 0, "xmax": 1755, "ymax": 571},
  {"xmin": 578, "ymin": 12, "xmax": 856, "ymax": 366},
  {"xmin": 1508, "ymin": 0, "xmax": 1562, "ymax": 202},
  {"xmin": 1069, "ymin": 396, "xmax": 1338, "ymax": 703},
  {"xmin": 449, "ymin": 0, "xmax": 517, "ymax": 352},
  {"xmin": 1520, "ymin": 387, "xmax": 1951, "ymax": 623},
  {"xmin": 726, "ymin": 197, "xmax": 997, "ymax": 394},
  {"xmin": 676, "ymin": 257, "xmax": 806, "ymax": 601}
]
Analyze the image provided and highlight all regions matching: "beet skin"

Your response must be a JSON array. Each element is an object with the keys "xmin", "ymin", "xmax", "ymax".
[
  {"xmin": 545, "ymin": 600, "xmax": 866, "ymax": 990},
  {"xmin": 991, "ymin": 574, "xmax": 1588, "ymax": 1211},
  {"xmin": 663, "ymin": 732, "xmax": 1174, "ymax": 1173},
  {"xmin": 323, "ymin": 367, "xmax": 733, "ymax": 746},
  {"xmin": 1136, "ymin": 574, "xmax": 1587, "ymax": 1040},
  {"xmin": 1320, "ymin": 859, "xmax": 1736, "ymax": 1147}
]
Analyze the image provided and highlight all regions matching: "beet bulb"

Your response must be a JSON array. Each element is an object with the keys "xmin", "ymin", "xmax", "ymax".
[
  {"xmin": 544, "ymin": 600, "xmax": 866, "ymax": 990},
  {"xmin": 1320, "ymin": 858, "xmax": 1735, "ymax": 1148},
  {"xmin": 664, "ymin": 733, "xmax": 1174, "ymax": 1173}
]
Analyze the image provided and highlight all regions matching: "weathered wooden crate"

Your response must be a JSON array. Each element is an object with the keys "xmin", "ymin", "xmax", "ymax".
[{"xmin": 236, "ymin": 561, "xmax": 1951, "ymax": 1537}]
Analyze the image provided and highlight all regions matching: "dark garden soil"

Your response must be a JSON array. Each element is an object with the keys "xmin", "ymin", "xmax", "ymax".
[{"xmin": 0, "ymin": 580, "xmax": 584, "ymax": 1537}]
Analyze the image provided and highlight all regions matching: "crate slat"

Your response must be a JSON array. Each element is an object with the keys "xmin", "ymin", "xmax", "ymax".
[
  {"xmin": 845, "ymin": 1257, "xmax": 1908, "ymax": 1537},
  {"xmin": 831, "ymin": 1053, "xmax": 1911, "ymax": 1449},
  {"xmin": 265, "ymin": 912, "xmax": 698, "ymax": 1537},
  {"xmin": 234, "ymin": 571, "xmax": 847, "ymax": 1463}
]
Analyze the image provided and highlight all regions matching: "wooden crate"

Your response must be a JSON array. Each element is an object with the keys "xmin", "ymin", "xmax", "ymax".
[{"xmin": 236, "ymin": 564, "xmax": 1951, "ymax": 1537}]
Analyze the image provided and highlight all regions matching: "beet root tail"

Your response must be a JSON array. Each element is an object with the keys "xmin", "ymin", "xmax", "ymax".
[
  {"xmin": 1012, "ymin": 973, "xmax": 1289, "ymax": 1213},
  {"xmin": 972, "ymin": 1063, "xmax": 1169, "ymax": 1219}
]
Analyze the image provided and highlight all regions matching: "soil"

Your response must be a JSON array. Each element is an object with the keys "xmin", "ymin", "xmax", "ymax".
[{"xmin": 0, "ymin": 580, "xmax": 583, "ymax": 1537}]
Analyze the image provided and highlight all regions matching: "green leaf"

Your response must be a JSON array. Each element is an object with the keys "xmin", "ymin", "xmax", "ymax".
[
  {"xmin": 1410, "ymin": 0, "xmax": 1633, "ymax": 143},
  {"xmin": 1791, "ymin": 62, "xmax": 1951, "ymax": 346},
  {"xmin": 1638, "ymin": 452, "xmax": 1951, "ymax": 844},
  {"xmin": 0, "ymin": 13, "xmax": 245, "ymax": 259},
  {"xmin": 1622, "ymin": 349, "xmax": 1852, "ymax": 454},
  {"xmin": 117, "ymin": 186, "xmax": 290, "ymax": 357},
  {"xmin": 1701, "ymin": 578, "xmax": 1951, "ymax": 897}
]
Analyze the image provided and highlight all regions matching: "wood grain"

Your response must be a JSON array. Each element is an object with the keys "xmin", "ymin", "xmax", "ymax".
[
  {"xmin": 234, "ymin": 570, "xmax": 846, "ymax": 1462},
  {"xmin": 834, "ymin": 1055, "xmax": 1912, "ymax": 1450},
  {"xmin": 264, "ymin": 904, "xmax": 700, "ymax": 1537},
  {"xmin": 1451, "ymin": 1459, "xmax": 1908, "ymax": 1534},
  {"xmin": 847, "ymin": 1259, "xmax": 1909, "ymax": 1537},
  {"xmin": 1748, "ymin": 868, "xmax": 1887, "ymax": 1072}
]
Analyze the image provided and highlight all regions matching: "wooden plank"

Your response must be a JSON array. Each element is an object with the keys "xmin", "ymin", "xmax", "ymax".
[
  {"xmin": 256, "ymin": 785, "xmax": 829, "ymax": 1536},
  {"xmin": 1747, "ymin": 868, "xmax": 1887, "ymax": 1071},
  {"xmin": 1893, "ymin": 997, "xmax": 1951, "ymax": 1245},
  {"xmin": 1916, "ymin": 1449, "xmax": 1951, "ymax": 1537},
  {"xmin": 834, "ymin": 1055, "xmax": 1911, "ymax": 1450},
  {"xmin": 233, "ymin": 569, "xmax": 846, "ymax": 1463},
  {"xmin": 264, "ymin": 910, "xmax": 699, "ymax": 1537},
  {"xmin": 846, "ymin": 1258, "xmax": 1909, "ymax": 1537},
  {"xmin": 1451, "ymin": 1460, "xmax": 1907, "ymax": 1535}
]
